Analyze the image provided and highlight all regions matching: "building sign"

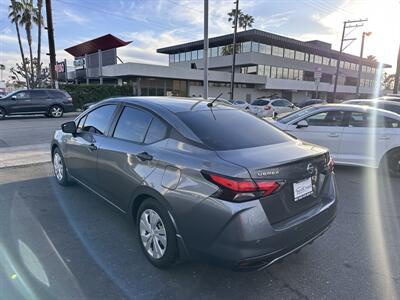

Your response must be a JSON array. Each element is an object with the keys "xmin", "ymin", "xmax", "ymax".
[
  {"xmin": 55, "ymin": 61, "xmax": 65, "ymax": 73},
  {"xmin": 314, "ymin": 67, "xmax": 322, "ymax": 80},
  {"xmin": 73, "ymin": 58, "xmax": 85, "ymax": 68}
]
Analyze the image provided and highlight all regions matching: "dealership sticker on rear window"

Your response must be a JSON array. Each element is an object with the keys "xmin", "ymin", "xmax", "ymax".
[{"xmin": 293, "ymin": 177, "xmax": 313, "ymax": 201}]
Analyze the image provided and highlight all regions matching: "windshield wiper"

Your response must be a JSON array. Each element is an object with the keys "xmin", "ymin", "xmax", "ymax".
[{"xmin": 207, "ymin": 93, "xmax": 223, "ymax": 107}]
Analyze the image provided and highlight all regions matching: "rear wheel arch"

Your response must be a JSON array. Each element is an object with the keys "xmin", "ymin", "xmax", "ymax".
[
  {"xmin": 0, "ymin": 105, "xmax": 7, "ymax": 114},
  {"xmin": 379, "ymin": 146, "xmax": 400, "ymax": 166},
  {"xmin": 131, "ymin": 187, "xmax": 173, "ymax": 220}
]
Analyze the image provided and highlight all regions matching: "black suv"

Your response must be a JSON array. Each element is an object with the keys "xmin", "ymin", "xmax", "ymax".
[{"xmin": 0, "ymin": 89, "xmax": 74, "ymax": 119}]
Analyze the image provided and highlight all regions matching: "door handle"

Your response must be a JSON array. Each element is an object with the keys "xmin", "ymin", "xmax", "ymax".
[
  {"xmin": 137, "ymin": 152, "xmax": 153, "ymax": 161},
  {"xmin": 88, "ymin": 143, "xmax": 97, "ymax": 151},
  {"xmin": 327, "ymin": 133, "xmax": 340, "ymax": 138}
]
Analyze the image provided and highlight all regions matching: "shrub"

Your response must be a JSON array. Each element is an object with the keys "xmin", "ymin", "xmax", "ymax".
[{"xmin": 60, "ymin": 84, "xmax": 134, "ymax": 108}]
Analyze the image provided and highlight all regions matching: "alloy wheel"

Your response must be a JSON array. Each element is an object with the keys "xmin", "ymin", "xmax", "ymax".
[
  {"xmin": 389, "ymin": 151, "xmax": 400, "ymax": 177},
  {"xmin": 53, "ymin": 152, "xmax": 64, "ymax": 181},
  {"xmin": 139, "ymin": 209, "xmax": 167, "ymax": 259},
  {"xmin": 51, "ymin": 106, "xmax": 63, "ymax": 118}
]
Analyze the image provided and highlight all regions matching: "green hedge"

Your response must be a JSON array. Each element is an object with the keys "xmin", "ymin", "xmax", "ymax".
[{"xmin": 60, "ymin": 84, "xmax": 134, "ymax": 108}]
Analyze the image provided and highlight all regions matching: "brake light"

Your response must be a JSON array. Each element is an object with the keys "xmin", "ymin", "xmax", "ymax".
[
  {"xmin": 203, "ymin": 171, "xmax": 281, "ymax": 202},
  {"xmin": 67, "ymin": 96, "xmax": 73, "ymax": 103}
]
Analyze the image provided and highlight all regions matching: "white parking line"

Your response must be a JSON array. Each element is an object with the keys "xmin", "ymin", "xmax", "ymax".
[{"xmin": 0, "ymin": 143, "xmax": 50, "ymax": 168}]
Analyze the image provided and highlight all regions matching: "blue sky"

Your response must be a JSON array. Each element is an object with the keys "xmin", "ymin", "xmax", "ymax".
[{"xmin": 1, "ymin": 0, "xmax": 399, "ymax": 80}]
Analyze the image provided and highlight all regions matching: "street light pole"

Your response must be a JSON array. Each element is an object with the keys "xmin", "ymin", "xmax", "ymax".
[
  {"xmin": 45, "ymin": 0, "xmax": 57, "ymax": 89},
  {"xmin": 394, "ymin": 44, "xmax": 400, "ymax": 94},
  {"xmin": 229, "ymin": 0, "xmax": 239, "ymax": 101},
  {"xmin": 356, "ymin": 32, "xmax": 371, "ymax": 97},
  {"xmin": 203, "ymin": 0, "xmax": 209, "ymax": 99}
]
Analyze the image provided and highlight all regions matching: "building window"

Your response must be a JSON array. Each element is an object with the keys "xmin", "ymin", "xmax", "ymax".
[
  {"xmin": 251, "ymin": 41, "xmax": 259, "ymax": 52},
  {"xmin": 314, "ymin": 55, "xmax": 322, "ymax": 64},
  {"xmin": 271, "ymin": 66, "xmax": 277, "ymax": 78},
  {"xmin": 259, "ymin": 43, "xmax": 271, "ymax": 54},
  {"xmin": 241, "ymin": 41, "xmax": 251, "ymax": 53},
  {"xmin": 257, "ymin": 65, "xmax": 265, "ymax": 76},
  {"xmin": 371, "ymin": 67, "xmax": 375, "ymax": 74},
  {"xmin": 309, "ymin": 54, "xmax": 315, "ymax": 63},
  {"xmin": 330, "ymin": 59, "xmax": 337, "ymax": 67},
  {"xmin": 247, "ymin": 65, "xmax": 257, "ymax": 74},
  {"xmin": 295, "ymin": 51, "xmax": 305, "ymax": 61},
  {"xmin": 304, "ymin": 53, "xmax": 309, "ymax": 62},
  {"xmin": 288, "ymin": 68, "xmax": 294, "ymax": 80},
  {"xmin": 179, "ymin": 52, "xmax": 185, "ymax": 62},
  {"xmin": 298, "ymin": 70, "xmax": 304, "ymax": 80},
  {"xmin": 191, "ymin": 50, "xmax": 198, "ymax": 60},
  {"xmin": 169, "ymin": 54, "xmax": 174, "ymax": 63},
  {"xmin": 198, "ymin": 49, "xmax": 203, "ymax": 59},
  {"xmin": 265, "ymin": 65, "xmax": 271, "ymax": 77},
  {"xmin": 211, "ymin": 47, "xmax": 218, "ymax": 57},
  {"xmin": 174, "ymin": 53, "xmax": 180, "ymax": 62},
  {"xmin": 272, "ymin": 46, "xmax": 284, "ymax": 57},
  {"xmin": 293, "ymin": 69, "xmax": 299, "ymax": 80},
  {"xmin": 344, "ymin": 61, "xmax": 350, "ymax": 69},
  {"xmin": 284, "ymin": 49, "xmax": 295, "ymax": 59},
  {"xmin": 282, "ymin": 68, "xmax": 289, "ymax": 79},
  {"xmin": 276, "ymin": 67, "xmax": 283, "ymax": 79},
  {"xmin": 340, "ymin": 61, "xmax": 345, "ymax": 68},
  {"xmin": 322, "ymin": 57, "xmax": 330, "ymax": 65},
  {"xmin": 186, "ymin": 52, "xmax": 191, "ymax": 60}
]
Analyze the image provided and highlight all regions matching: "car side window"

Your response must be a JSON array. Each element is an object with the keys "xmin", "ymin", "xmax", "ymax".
[
  {"xmin": 384, "ymin": 104, "xmax": 400, "ymax": 114},
  {"xmin": 144, "ymin": 117, "xmax": 168, "ymax": 144},
  {"xmin": 29, "ymin": 90, "xmax": 48, "ymax": 99},
  {"xmin": 15, "ymin": 91, "xmax": 29, "ymax": 99},
  {"xmin": 81, "ymin": 105, "xmax": 116, "ymax": 135},
  {"xmin": 253, "ymin": 100, "xmax": 269, "ymax": 106},
  {"xmin": 113, "ymin": 106, "xmax": 153, "ymax": 143},
  {"xmin": 384, "ymin": 117, "xmax": 400, "ymax": 128},
  {"xmin": 274, "ymin": 100, "xmax": 292, "ymax": 107},
  {"xmin": 305, "ymin": 110, "xmax": 345, "ymax": 127},
  {"xmin": 348, "ymin": 111, "xmax": 385, "ymax": 128}
]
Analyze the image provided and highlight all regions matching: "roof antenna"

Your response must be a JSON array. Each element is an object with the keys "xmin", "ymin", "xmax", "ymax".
[{"xmin": 207, "ymin": 93, "xmax": 223, "ymax": 107}]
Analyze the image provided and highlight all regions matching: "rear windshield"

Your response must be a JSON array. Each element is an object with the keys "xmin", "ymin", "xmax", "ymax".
[
  {"xmin": 252, "ymin": 99, "xmax": 270, "ymax": 106},
  {"xmin": 177, "ymin": 109, "xmax": 291, "ymax": 150}
]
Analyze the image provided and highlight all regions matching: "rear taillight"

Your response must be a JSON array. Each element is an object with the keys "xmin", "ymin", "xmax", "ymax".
[
  {"xmin": 264, "ymin": 105, "xmax": 271, "ymax": 110},
  {"xmin": 202, "ymin": 171, "xmax": 281, "ymax": 202},
  {"xmin": 67, "ymin": 96, "xmax": 73, "ymax": 103}
]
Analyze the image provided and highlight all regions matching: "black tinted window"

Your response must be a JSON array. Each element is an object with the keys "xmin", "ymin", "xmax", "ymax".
[
  {"xmin": 177, "ymin": 109, "xmax": 291, "ymax": 150},
  {"xmin": 82, "ymin": 105, "xmax": 116, "ymax": 135},
  {"xmin": 348, "ymin": 111, "xmax": 387, "ymax": 128},
  {"xmin": 113, "ymin": 107, "xmax": 152, "ymax": 143},
  {"xmin": 29, "ymin": 90, "xmax": 48, "ymax": 98},
  {"xmin": 383, "ymin": 104, "xmax": 400, "ymax": 114},
  {"xmin": 252, "ymin": 99, "xmax": 269, "ymax": 106},
  {"xmin": 15, "ymin": 91, "xmax": 29, "ymax": 99},
  {"xmin": 145, "ymin": 117, "xmax": 168, "ymax": 144}
]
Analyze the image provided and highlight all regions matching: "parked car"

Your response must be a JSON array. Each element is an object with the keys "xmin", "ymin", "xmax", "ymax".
[
  {"xmin": 250, "ymin": 98, "xmax": 298, "ymax": 117},
  {"xmin": 298, "ymin": 99, "xmax": 327, "ymax": 108},
  {"xmin": 52, "ymin": 97, "xmax": 337, "ymax": 270},
  {"xmin": 343, "ymin": 99, "xmax": 400, "ymax": 115},
  {"xmin": 377, "ymin": 95, "xmax": 400, "ymax": 102},
  {"xmin": 0, "ymin": 89, "xmax": 74, "ymax": 119},
  {"xmin": 229, "ymin": 99, "xmax": 250, "ymax": 111},
  {"xmin": 274, "ymin": 104, "xmax": 400, "ymax": 176}
]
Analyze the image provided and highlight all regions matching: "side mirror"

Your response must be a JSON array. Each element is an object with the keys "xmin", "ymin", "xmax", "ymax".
[
  {"xmin": 291, "ymin": 104, "xmax": 295, "ymax": 108},
  {"xmin": 11, "ymin": 95, "xmax": 17, "ymax": 100},
  {"xmin": 61, "ymin": 121, "xmax": 76, "ymax": 134},
  {"xmin": 296, "ymin": 120, "xmax": 309, "ymax": 128}
]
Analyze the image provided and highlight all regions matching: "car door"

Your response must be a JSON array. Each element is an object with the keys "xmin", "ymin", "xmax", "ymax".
[
  {"xmin": 96, "ymin": 105, "xmax": 169, "ymax": 210},
  {"xmin": 28, "ymin": 90, "xmax": 49, "ymax": 112},
  {"xmin": 9, "ymin": 91, "xmax": 33, "ymax": 113},
  {"xmin": 273, "ymin": 99, "xmax": 295, "ymax": 114},
  {"xmin": 339, "ymin": 111, "xmax": 393, "ymax": 167},
  {"xmin": 65, "ymin": 104, "xmax": 118, "ymax": 188},
  {"xmin": 285, "ymin": 109, "xmax": 346, "ymax": 159}
]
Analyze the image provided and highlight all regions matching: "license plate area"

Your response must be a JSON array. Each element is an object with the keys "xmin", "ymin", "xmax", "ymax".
[{"xmin": 293, "ymin": 177, "xmax": 313, "ymax": 201}]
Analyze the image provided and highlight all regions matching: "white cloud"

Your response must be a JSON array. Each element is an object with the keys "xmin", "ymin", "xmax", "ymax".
[
  {"xmin": 63, "ymin": 10, "xmax": 87, "ymax": 25},
  {"xmin": 258, "ymin": 11, "xmax": 294, "ymax": 30}
]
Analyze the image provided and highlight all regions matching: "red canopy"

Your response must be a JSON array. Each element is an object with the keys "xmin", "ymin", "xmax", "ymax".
[{"xmin": 65, "ymin": 34, "xmax": 132, "ymax": 57}]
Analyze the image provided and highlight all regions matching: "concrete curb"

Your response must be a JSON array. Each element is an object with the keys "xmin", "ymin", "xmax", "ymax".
[{"xmin": 0, "ymin": 143, "xmax": 51, "ymax": 169}]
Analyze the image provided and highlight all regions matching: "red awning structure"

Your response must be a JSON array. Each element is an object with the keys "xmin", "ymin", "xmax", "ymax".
[{"xmin": 65, "ymin": 34, "xmax": 132, "ymax": 57}]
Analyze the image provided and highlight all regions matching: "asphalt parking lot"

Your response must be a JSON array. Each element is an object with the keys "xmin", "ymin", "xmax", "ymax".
[{"xmin": 1, "ymin": 163, "xmax": 399, "ymax": 300}]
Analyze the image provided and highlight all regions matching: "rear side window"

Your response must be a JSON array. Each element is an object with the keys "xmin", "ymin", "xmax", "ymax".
[
  {"xmin": 177, "ymin": 109, "xmax": 291, "ymax": 150},
  {"xmin": 144, "ymin": 117, "xmax": 168, "ymax": 144},
  {"xmin": 113, "ymin": 107, "xmax": 152, "ymax": 143},
  {"xmin": 252, "ymin": 99, "xmax": 269, "ymax": 106},
  {"xmin": 29, "ymin": 90, "xmax": 48, "ymax": 98},
  {"xmin": 81, "ymin": 104, "xmax": 116, "ymax": 135},
  {"xmin": 304, "ymin": 111, "xmax": 345, "ymax": 127},
  {"xmin": 383, "ymin": 104, "xmax": 400, "ymax": 114}
]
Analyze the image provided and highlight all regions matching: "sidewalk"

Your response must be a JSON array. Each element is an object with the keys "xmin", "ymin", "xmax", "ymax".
[{"xmin": 0, "ymin": 143, "xmax": 50, "ymax": 168}]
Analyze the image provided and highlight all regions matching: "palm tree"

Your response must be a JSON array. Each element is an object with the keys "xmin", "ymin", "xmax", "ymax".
[
  {"xmin": 34, "ymin": 0, "xmax": 43, "ymax": 86},
  {"xmin": 366, "ymin": 55, "xmax": 377, "ymax": 62},
  {"xmin": 9, "ymin": 0, "xmax": 29, "ymax": 88},
  {"xmin": 242, "ymin": 14, "xmax": 254, "ymax": 31},
  {"xmin": 19, "ymin": 0, "xmax": 37, "ymax": 87},
  {"xmin": 228, "ymin": 9, "xmax": 243, "ymax": 28}
]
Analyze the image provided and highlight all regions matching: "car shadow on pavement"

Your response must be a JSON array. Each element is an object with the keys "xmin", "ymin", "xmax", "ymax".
[{"xmin": 1, "ymin": 165, "xmax": 399, "ymax": 299}]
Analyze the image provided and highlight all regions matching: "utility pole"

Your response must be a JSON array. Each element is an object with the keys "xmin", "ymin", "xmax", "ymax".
[
  {"xmin": 394, "ymin": 44, "xmax": 400, "ymax": 94},
  {"xmin": 356, "ymin": 32, "xmax": 371, "ymax": 97},
  {"xmin": 332, "ymin": 19, "xmax": 367, "ymax": 102},
  {"xmin": 203, "ymin": 0, "xmax": 209, "ymax": 99},
  {"xmin": 229, "ymin": 0, "xmax": 239, "ymax": 101},
  {"xmin": 45, "ymin": 0, "xmax": 57, "ymax": 89}
]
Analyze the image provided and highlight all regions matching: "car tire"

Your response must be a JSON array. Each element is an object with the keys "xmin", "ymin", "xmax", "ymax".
[
  {"xmin": 380, "ymin": 149, "xmax": 400, "ymax": 177},
  {"xmin": 0, "ymin": 107, "xmax": 6, "ymax": 120},
  {"xmin": 136, "ymin": 198, "xmax": 178, "ymax": 268},
  {"xmin": 52, "ymin": 147, "xmax": 71, "ymax": 186},
  {"xmin": 49, "ymin": 105, "xmax": 64, "ymax": 118}
]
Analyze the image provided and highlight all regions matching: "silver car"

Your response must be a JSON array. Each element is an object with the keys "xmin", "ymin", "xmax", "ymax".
[{"xmin": 51, "ymin": 97, "xmax": 337, "ymax": 270}]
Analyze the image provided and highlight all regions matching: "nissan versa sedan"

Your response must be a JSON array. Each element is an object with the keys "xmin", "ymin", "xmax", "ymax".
[
  {"xmin": 51, "ymin": 97, "xmax": 337, "ymax": 270},
  {"xmin": 274, "ymin": 104, "xmax": 400, "ymax": 177}
]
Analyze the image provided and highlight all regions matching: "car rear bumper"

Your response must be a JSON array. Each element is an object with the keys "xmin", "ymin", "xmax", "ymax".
[{"xmin": 195, "ymin": 173, "xmax": 337, "ymax": 270}]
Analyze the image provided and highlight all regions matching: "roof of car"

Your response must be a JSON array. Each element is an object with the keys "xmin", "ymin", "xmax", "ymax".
[
  {"xmin": 309, "ymin": 103, "xmax": 400, "ymax": 117},
  {"xmin": 103, "ymin": 96, "xmax": 234, "ymax": 113},
  {"xmin": 344, "ymin": 99, "xmax": 400, "ymax": 106}
]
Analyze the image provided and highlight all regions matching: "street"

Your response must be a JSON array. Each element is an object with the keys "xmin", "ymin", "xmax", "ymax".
[{"xmin": 1, "ymin": 163, "xmax": 399, "ymax": 300}]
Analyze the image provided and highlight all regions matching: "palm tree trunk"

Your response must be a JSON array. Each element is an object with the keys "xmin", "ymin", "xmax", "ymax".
[
  {"xmin": 11, "ymin": 0, "xmax": 29, "ymax": 88},
  {"xmin": 27, "ymin": 26, "xmax": 34, "ymax": 88},
  {"xmin": 36, "ymin": 0, "xmax": 43, "ymax": 87}
]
